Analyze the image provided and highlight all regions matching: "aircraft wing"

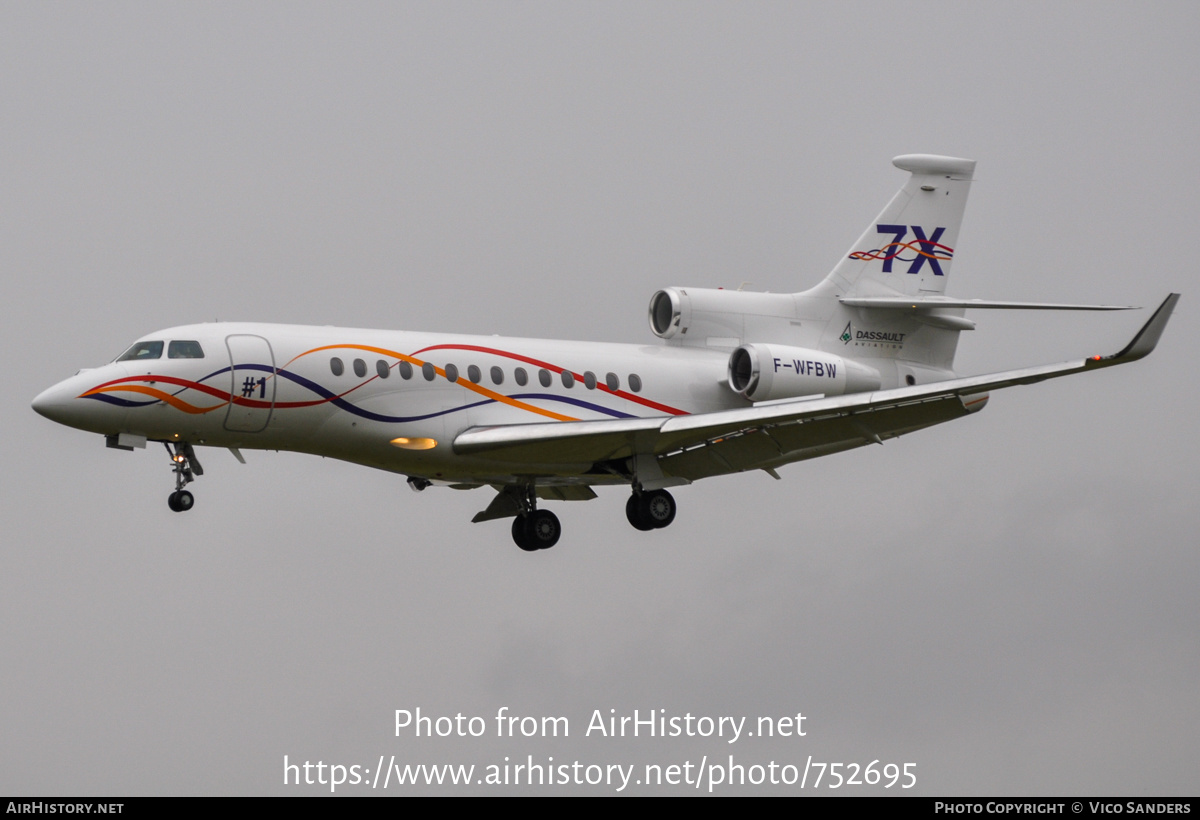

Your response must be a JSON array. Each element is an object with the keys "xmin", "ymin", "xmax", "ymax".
[{"xmin": 453, "ymin": 294, "xmax": 1179, "ymax": 480}]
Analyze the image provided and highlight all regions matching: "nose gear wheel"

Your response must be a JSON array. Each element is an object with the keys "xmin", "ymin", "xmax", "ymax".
[{"xmin": 164, "ymin": 442, "xmax": 201, "ymax": 513}]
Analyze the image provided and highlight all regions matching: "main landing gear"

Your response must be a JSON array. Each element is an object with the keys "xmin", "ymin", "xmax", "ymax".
[
  {"xmin": 626, "ymin": 489, "xmax": 677, "ymax": 531},
  {"xmin": 506, "ymin": 488, "xmax": 676, "ymax": 551},
  {"xmin": 507, "ymin": 484, "xmax": 562, "ymax": 551},
  {"xmin": 165, "ymin": 442, "xmax": 202, "ymax": 513},
  {"xmin": 512, "ymin": 509, "xmax": 562, "ymax": 552}
]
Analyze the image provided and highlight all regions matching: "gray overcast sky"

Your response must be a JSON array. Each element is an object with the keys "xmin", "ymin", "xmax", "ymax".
[{"xmin": 3, "ymin": 1, "xmax": 1197, "ymax": 795}]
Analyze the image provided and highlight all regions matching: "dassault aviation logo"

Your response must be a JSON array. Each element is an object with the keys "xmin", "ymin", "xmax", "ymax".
[
  {"xmin": 849, "ymin": 224, "xmax": 953, "ymax": 276},
  {"xmin": 841, "ymin": 321, "xmax": 906, "ymax": 349}
]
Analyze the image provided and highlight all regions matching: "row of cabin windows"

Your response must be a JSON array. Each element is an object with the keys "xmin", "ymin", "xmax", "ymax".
[
  {"xmin": 329, "ymin": 357, "xmax": 643, "ymax": 393},
  {"xmin": 117, "ymin": 340, "xmax": 205, "ymax": 361}
]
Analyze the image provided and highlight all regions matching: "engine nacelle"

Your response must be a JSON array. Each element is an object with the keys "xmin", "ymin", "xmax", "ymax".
[
  {"xmin": 648, "ymin": 287, "xmax": 799, "ymax": 347},
  {"xmin": 727, "ymin": 344, "xmax": 881, "ymax": 401},
  {"xmin": 648, "ymin": 288, "xmax": 688, "ymax": 339}
]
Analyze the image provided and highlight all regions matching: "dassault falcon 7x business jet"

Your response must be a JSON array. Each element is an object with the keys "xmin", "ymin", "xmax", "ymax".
[{"xmin": 33, "ymin": 155, "xmax": 1178, "ymax": 551}]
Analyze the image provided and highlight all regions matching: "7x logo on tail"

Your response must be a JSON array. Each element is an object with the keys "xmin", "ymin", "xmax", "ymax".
[{"xmin": 850, "ymin": 224, "xmax": 952, "ymax": 275}]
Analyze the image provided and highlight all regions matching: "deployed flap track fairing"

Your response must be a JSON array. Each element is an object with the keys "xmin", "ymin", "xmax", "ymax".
[{"xmin": 32, "ymin": 154, "xmax": 1179, "ymax": 552}]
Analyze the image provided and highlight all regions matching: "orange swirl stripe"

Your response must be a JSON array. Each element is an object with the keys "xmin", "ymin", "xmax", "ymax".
[
  {"xmin": 285, "ymin": 344, "xmax": 579, "ymax": 422},
  {"xmin": 408, "ymin": 343, "xmax": 689, "ymax": 416},
  {"xmin": 848, "ymin": 239, "xmax": 953, "ymax": 262},
  {"xmin": 82, "ymin": 383, "xmax": 228, "ymax": 414},
  {"xmin": 81, "ymin": 340, "xmax": 690, "ymax": 423}
]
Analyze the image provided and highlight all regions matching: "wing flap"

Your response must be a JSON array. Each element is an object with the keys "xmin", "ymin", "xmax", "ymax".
[{"xmin": 658, "ymin": 392, "xmax": 974, "ymax": 480}]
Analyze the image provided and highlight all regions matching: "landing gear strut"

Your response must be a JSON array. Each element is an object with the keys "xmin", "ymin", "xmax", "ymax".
[
  {"xmin": 510, "ymin": 486, "xmax": 561, "ymax": 551},
  {"xmin": 165, "ymin": 441, "xmax": 201, "ymax": 513},
  {"xmin": 626, "ymin": 488, "xmax": 676, "ymax": 531}
]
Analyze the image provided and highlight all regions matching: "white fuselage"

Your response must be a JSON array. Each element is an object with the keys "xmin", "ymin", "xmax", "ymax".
[{"xmin": 34, "ymin": 322, "xmax": 745, "ymax": 485}]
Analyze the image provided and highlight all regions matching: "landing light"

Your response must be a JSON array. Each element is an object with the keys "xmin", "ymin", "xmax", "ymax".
[{"xmin": 390, "ymin": 437, "xmax": 438, "ymax": 450}]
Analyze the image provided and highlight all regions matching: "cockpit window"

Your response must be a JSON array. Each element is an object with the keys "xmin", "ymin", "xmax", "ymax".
[
  {"xmin": 168, "ymin": 340, "xmax": 205, "ymax": 359},
  {"xmin": 117, "ymin": 341, "xmax": 164, "ymax": 361}
]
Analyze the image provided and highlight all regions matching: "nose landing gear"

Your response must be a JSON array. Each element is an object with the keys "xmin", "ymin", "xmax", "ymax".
[{"xmin": 165, "ymin": 442, "xmax": 202, "ymax": 513}]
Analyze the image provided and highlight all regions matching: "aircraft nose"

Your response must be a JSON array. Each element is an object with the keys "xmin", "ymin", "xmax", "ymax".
[
  {"xmin": 32, "ymin": 381, "xmax": 73, "ymax": 424},
  {"xmin": 31, "ymin": 370, "xmax": 124, "ymax": 433}
]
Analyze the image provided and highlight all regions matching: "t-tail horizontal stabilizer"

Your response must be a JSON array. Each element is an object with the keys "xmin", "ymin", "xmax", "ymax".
[{"xmin": 839, "ymin": 297, "xmax": 1137, "ymax": 311}]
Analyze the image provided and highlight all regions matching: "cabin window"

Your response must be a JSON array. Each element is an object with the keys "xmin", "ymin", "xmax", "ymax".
[
  {"xmin": 606, "ymin": 372, "xmax": 619, "ymax": 391},
  {"xmin": 490, "ymin": 366, "xmax": 504, "ymax": 385},
  {"xmin": 515, "ymin": 367, "xmax": 528, "ymax": 386},
  {"xmin": 117, "ymin": 341, "xmax": 163, "ymax": 361},
  {"xmin": 353, "ymin": 358, "xmax": 367, "ymax": 378},
  {"xmin": 538, "ymin": 369, "xmax": 552, "ymax": 387},
  {"xmin": 468, "ymin": 364, "xmax": 482, "ymax": 384},
  {"xmin": 561, "ymin": 370, "xmax": 575, "ymax": 388},
  {"xmin": 399, "ymin": 361, "xmax": 414, "ymax": 379},
  {"xmin": 422, "ymin": 362, "xmax": 435, "ymax": 381},
  {"xmin": 377, "ymin": 360, "xmax": 390, "ymax": 379},
  {"xmin": 168, "ymin": 340, "xmax": 204, "ymax": 359},
  {"xmin": 330, "ymin": 357, "xmax": 344, "ymax": 376},
  {"xmin": 445, "ymin": 363, "xmax": 459, "ymax": 383},
  {"xmin": 583, "ymin": 371, "xmax": 597, "ymax": 390},
  {"xmin": 628, "ymin": 373, "xmax": 642, "ymax": 393}
]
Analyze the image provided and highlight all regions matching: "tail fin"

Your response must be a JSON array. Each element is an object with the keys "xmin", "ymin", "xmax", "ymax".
[{"xmin": 823, "ymin": 154, "xmax": 975, "ymax": 298}]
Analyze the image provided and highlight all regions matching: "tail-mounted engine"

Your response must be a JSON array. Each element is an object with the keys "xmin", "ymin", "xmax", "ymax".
[
  {"xmin": 727, "ymin": 344, "xmax": 881, "ymax": 402},
  {"xmin": 648, "ymin": 289, "xmax": 687, "ymax": 339},
  {"xmin": 648, "ymin": 287, "xmax": 799, "ymax": 346}
]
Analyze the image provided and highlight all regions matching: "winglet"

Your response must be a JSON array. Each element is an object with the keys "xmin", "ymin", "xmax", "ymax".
[{"xmin": 1090, "ymin": 293, "xmax": 1180, "ymax": 367}]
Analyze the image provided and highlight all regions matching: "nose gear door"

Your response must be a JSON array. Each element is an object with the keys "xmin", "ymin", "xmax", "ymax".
[{"xmin": 224, "ymin": 334, "xmax": 275, "ymax": 432}]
